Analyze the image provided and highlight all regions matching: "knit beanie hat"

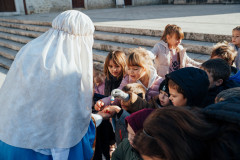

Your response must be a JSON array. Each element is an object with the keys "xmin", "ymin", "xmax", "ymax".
[
  {"xmin": 166, "ymin": 67, "xmax": 209, "ymax": 107},
  {"xmin": 125, "ymin": 108, "xmax": 154, "ymax": 133},
  {"xmin": 159, "ymin": 79, "xmax": 169, "ymax": 96}
]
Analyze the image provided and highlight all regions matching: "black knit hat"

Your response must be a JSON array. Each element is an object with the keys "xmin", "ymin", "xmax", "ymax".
[
  {"xmin": 165, "ymin": 67, "xmax": 210, "ymax": 107},
  {"xmin": 159, "ymin": 79, "xmax": 169, "ymax": 96}
]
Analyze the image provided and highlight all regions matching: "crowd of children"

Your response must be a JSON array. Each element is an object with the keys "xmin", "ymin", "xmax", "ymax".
[
  {"xmin": 0, "ymin": 9, "xmax": 239, "ymax": 160},
  {"xmin": 93, "ymin": 24, "xmax": 240, "ymax": 160}
]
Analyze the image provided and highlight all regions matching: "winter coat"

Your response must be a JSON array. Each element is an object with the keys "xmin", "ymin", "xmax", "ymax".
[
  {"xmin": 101, "ymin": 66, "xmax": 163, "ymax": 106},
  {"xmin": 229, "ymin": 70, "xmax": 240, "ymax": 83},
  {"xmin": 202, "ymin": 80, "xmax": 240, "ymax": 107},
  {"xmin": 94, "ymin": 82, "xmax": 105, "ymax": 95},
  {"xmin": 115, "ymin": 110, "xmax": 130, "ymax": 145},
  {"xmin": 111, "ymin": 138, "xmax": 143, "ymax": 160},
  {"xmin": 104, "ymin": 74, "xmax": 123, "ymax": 96},
  {"xmin": 151, "ymin": 40, "xmax": 201, "ymax": 77},
  {"xmin": 166, "ymin": 67, "xmax": 209, "ymax": 107},
  {"xmin": 202, "ymin": 98, "xmax": 240, "ymax": 160}
]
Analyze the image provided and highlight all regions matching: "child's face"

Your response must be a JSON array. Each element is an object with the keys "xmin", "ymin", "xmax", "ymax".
[
  {"xmin": 205, "ymin": 70, "xmax": 215, "ymax": 88},
  {"xmin": 169, "ymin": 87, "xmax": 187, "ymax": 107},
  {"xmin": 108, "ymin": 59, "xmax": 122, "ymax": 77},
  {"xmin": 167, "ymin": 34, "xmax": 182, "ymax": 49},
  {"xmin": 127, "ymin": 65, "xmax": 145, "ymax": 82},
  {"xmin": 158, "ymin": 90, "xmax": 170, "ymax": 107},
  {"xmin": 232, "ymin": 30, "xmax": 240, "ymax": 47},
  {"xmin": 127, "ymin": 124, "xmax": 135, "ymax": 147}
]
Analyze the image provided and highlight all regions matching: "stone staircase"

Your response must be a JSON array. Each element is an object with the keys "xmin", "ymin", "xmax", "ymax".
[{"xmin": 0, "ymin": 18, "xmax": 231, "ymax": 74}]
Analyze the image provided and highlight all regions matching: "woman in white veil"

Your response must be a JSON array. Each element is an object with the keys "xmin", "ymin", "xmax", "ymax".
[{"xmin": 0, "ymin": 10, "xmax": 95, "ymax": 160}]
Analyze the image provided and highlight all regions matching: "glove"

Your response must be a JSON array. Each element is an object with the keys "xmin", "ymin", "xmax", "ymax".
[{"xmin": 111, "ymin": 89, "xmax": 130, "ymax": 101}]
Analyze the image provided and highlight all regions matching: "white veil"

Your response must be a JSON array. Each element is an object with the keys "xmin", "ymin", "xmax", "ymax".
[{"xmin": 0, "ymin": 10, "xmax": 94, "ymax": 149}]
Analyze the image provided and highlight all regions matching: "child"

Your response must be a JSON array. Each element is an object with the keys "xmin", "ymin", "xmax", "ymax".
[
  {"xmin": 201, "ymin": 58, "xmax": 240, "ymax": 106},
  {"xmin": 165, "ymin": 67, "xmax": 209, "ymax": 107},
  {"xmin": 157, "ymin": 79, "xmax": 171, "ymax": 107},
  {"xmin": 95, "ymin": 48, "xmax": 163, "ymax": 111},
  {"xmin": 111, "ymin": 79, "xmax": 171, "ymax": 110},
  {"xmin": 111, "ymin": 108, "xmax": 153, "ymax": 160},
  {"xmin": 231, "ymin": 26, "xmax": 240, "ymax": 70},
  {"xmin": 150, "ymin": 24, "xmax": 201, "ymax": 77},
  {"xmin": 93, "ymin": 68, "xmax": 105, "ymax": 95},
  {"xmin": 133, "ymin": 107, "xmax": 240, "ymax": 160},
  {"xmin": 93, "ymin": 50, "xmax": 126, "ymax": 160},
  {"xmin": 215, "ymin": 87, "xmax": 240, "ymax": 103},
  {"xmin": 102, "ymin": 83, "xmax": 147, "ymax": 145},
  {"xmin": 210, "ymin": 41, "xmax": 238, "ymax": 76},
  {"xmin": 103, "ymin": 50, "xmax": 126, "ymax": 96}
]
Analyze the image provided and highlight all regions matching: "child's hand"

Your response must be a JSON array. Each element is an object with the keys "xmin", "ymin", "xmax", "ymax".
[
  {"xmin": 94, "ymin": 100, "xmax": 104, "ymax": 111},
  {"xmin": 97, "ymin": 111, "xmax": 112, "ymax": 120},
  {"xmin": 111, "ymin": 89, "xmax": 130, "ymax": 101},
  {"xmin": 102, "ymin": 105, "xmax": 121, "ymax": 117}
]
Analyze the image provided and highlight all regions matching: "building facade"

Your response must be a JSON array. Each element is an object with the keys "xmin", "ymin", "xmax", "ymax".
[{"xmin": 0, "ymin": 0, "xmax": 239, "ymax": 16}]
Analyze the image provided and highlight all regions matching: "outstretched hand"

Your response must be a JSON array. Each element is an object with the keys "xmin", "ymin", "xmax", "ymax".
[
  {"xmin": 94, "ymin": 100, "xmax": 104, "ymax": 111},
  {"xmin": 111, "ymin": 89, "xmax": 130, "ymax": 101}
]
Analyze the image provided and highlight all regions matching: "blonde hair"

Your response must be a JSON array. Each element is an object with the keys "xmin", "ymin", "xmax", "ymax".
[
  {"xmin": 211, "ymin": 41, "xmax": 237, "ymax": 65},
  {"xmin": 161, "ymin": 24, "xmax": 184, "ymax": 42},
  {"xmin": 104, "ymin": 51, "xmax": 126, "ymax": 79},
  {"xmin": 127, "ymin": 48, "xmax": 153, "ymax": 75}
]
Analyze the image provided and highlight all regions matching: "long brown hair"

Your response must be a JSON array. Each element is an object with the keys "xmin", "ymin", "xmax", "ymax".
[
  {"xmin": 103, "ymin": 51, "xmax": 126, "ymax": 79},
  {"xmin": 133, "ymin": 107, "xmax": 240, "ymax": 160}
]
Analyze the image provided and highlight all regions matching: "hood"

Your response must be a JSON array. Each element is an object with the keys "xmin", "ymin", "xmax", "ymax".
[
  {"xmin": 137, "ymin": 66, "xmax": 159, "ymax": 90},
  {"xmin": 203, "ymin": 98, "xmax": 240, "ymax": 126},
  {"xmin": 166, "ymin": 67, "xmax": 209, "ymax": 107}
]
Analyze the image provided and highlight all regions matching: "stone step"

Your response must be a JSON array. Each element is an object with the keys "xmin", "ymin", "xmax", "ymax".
[
  {"xmin": 0, "ymin": 26, "xmax": 42, "ymax": 38},
  {"xmin": 95, "ymin": 31, "xmax": 214, "ymax": 55},
  {"xmin": 0, "ymin": 45, "xmax": 107, "ymax": 71},
  {"xmin": 0, "ymin": 21, "xmax": 50, "ymax": 33},
  {"xmin": 95, "ymin": 25, "xmax": 231, "ymax": 43},
  {"xmin": 0, "ymin": 38, "xmax": 25, "ymax": 51},
  {"xmin": 0, "ymin": 18, "xmax": 231, "ymax": 43},
  {"xmin": 0, "ymin": 18, "xmax": 51, "ymax": 27},
  {"xmin": 0, "ymin": 31, "xmax": 33, "ymax": 44},
  {"xmin": 93, "ymin": 39, "xmax": 210, "ymax": 62},
  {"xmin": 0, "ymin": 46, "xmax": 17, "ymax": 60},
  {"xmin": 0, "ymin": 55, "xmax": 13, "ymax": 70},
  {"xmin": 93, "ymin": 49, "xmax": 108, "ymax": 63}
]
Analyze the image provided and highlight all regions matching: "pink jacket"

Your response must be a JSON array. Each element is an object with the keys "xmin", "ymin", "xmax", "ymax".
[
  {"xmin": 94, "ymin": 82, "xmax": 105, "ymax": 95},
  {"xmin": 101, "ymin": 66, "xmax": 163, "ymax": 106},
  {"xmin": 151, "ymin": 40, "xmax": 201, "ymax": 77}
]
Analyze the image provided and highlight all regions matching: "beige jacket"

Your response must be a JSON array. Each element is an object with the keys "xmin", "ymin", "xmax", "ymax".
[{"xmin": 150, "ymin": 40, "xmax": 201, "ymax": 77}]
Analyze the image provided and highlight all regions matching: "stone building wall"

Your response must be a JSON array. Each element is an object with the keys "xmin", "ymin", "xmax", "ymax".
[
  {"xmin": 86, "ymin": 0, "xmax": 115, "ymax": 9},
  {"xmin": 25, "ymin": 0, "xmax": 72, "ymax": 14}
]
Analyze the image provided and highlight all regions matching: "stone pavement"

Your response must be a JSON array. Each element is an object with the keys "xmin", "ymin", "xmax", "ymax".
[{"xmin": 1, "ymin": 4, "xmax": 240, "ymax": 35}]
